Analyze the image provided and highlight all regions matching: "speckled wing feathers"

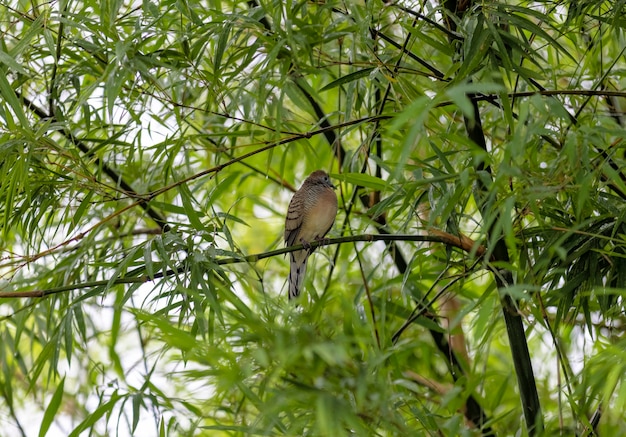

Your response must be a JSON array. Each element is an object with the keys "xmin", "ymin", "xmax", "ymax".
[{"xmin": 284, "ymin": 190, "xmax": 305, "ymax": 248}]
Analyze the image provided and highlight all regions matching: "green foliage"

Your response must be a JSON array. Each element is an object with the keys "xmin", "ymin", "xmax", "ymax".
[{"xmin": 0, "ymin": 0, "xmax": 626, "ymax": 435}]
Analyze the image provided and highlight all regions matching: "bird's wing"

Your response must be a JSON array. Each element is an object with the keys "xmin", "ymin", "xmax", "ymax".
[{"xmin": 284, "ymin": 190, "xmax": 305, "ymax": 247}]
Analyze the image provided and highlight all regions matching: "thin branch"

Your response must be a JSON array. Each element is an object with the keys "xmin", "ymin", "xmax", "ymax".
[
  {"xmin": 436, "ymin": 89, "xmax": 626, "ymax": 107},
  {"xmin": 144, "ymin": 114, "xmax": 390, "ymax": 200},
  {"xmin": 0, "ymin": 384, "xmax": 27, "ymax": 437},
  {"xmin": 391, "ymin": 261, "xmax": 480, "ymax": 345},
  {"xmin": 354, "ymin": 244, "xmax": 381, "ymax": 348},
  {"xmin": 395, "ymin": 5, "xmax": 463, "ymax": 41},
  {"xmin": 372, "ymin": 29, "xmax": 446, "ymax": 80},
  {"xmin": 0, "ymin": 231, "xmax": 485, "ymax": 299}
]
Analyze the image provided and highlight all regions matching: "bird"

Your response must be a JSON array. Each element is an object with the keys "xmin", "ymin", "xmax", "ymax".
[{"xmin": 284, "ymin": 170, "xmax": 338, "ymax": 299}]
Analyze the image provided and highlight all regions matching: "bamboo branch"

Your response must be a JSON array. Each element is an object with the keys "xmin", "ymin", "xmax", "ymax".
[{"xmin": 0, "ymin": 231, "xmax": 484, "ymax": 299}]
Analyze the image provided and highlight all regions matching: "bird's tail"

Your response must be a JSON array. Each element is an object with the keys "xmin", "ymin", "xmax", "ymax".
[{"xmin": 288, "ymin": 251, "xmax": 308, "ymax": 299}]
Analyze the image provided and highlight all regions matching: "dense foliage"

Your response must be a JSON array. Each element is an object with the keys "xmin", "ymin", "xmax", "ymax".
[{"xmin": 1, "ymin": 0, "xmax": 625, "ymax": 435}]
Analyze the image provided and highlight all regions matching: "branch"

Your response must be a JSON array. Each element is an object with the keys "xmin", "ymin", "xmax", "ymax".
[
  {"xmin": 0, "ymin": 231, "xmax": 484, "ymax": 299},
  {"xmin": 465, "ymin": 70, "xmax": 544, "ymax": 437},
  {"xmin": 439, "ymin": 1, "xmax": 542, "ymax": 432}
]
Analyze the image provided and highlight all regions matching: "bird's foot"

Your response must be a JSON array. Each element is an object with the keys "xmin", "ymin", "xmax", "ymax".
[
  {"xmin": 300, "ymin": 238, "xmax": 312, "ymax": 250},
  {"xmin": 315, "ymin": 236, "xmax": 331, "ymax": 248}
]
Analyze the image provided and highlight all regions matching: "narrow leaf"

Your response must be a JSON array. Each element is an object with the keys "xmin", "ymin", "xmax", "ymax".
[
  {"xmin": 39, "ymin": 377, "xmax": 65, "ymax": 437},
  {"xmin": 320, "ymin": 68, "xmax": 375, "ymax": 92},
  {"xmin": 332, "ymin": 172, "xmax": 393, "ymax": 191},
  {"xmin": 0, "ymin": 72, "xmax": 28, "ymax": 127}
]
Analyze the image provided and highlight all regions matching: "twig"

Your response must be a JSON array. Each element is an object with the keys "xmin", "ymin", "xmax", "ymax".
[{"xmin": 0, "ymin": 231, "xmax": 485, "ymax": 299}]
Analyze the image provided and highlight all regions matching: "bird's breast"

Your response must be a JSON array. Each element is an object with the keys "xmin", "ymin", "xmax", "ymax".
[{"xmin": 299, "ymin": 188, "xmax": 337, "ymax": 241}]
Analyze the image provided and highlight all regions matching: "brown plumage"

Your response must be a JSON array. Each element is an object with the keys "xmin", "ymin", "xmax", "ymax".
[{"xmin": 284, "ymin": 170, "xmax": 338, "ymax": 299}]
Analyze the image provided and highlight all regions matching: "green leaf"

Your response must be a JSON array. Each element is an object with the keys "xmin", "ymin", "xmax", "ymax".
[
  {"xmin": 207, "ymin": 172, "xmax": 240, "ymax": 207},
  {"xmin": 134, "ymin": 311, "xmax": 198, "ymax": 351},
  {"xmin": 143, "ymin": 239, "xmax": 155, "ymax": 279},
  {"xmin": 492, "ymin": 6, "xmax": 575, "ymax": 62},
  {"xmin": 8, "ymin": 12, "xmax": 46, "ymax": 57},
  {"xmin": 68, "ymin": 392, "xmax": 122, "ymax": 437},
  {"xmin": 216, "ymin": 20, "xmax": 235, "ymax": 77},
  {"xmin": 0, "ymin": 72, "xmax": 28, "ymax": 127},
  {"xmin": 319, "ymin": 68, "xmax": 375, "ymax": 92},
  {"xmin": 69, "ymin": 190, "xmax": 94, "ymax": 233},
  {"xmin": 179, "ymin": 182, "xmax": 205, "ymax": 230},
  {"xmin": 332, "ymin": 172, "xmax": 392, "ymax": 191},
  {"xmin": 105, "ymin": 245, "xmax": 142, "ymax": 292},
  {"xmin": 132, "ymin": 393, "xmax": 142, "ymax": 433},
  {"xmin": 0, "ymin": 50, "xmax": 28, "ymax": 74},
  {"xmin": 39, "ymin": 377, "xmax": 65, "ymax": 437}
]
